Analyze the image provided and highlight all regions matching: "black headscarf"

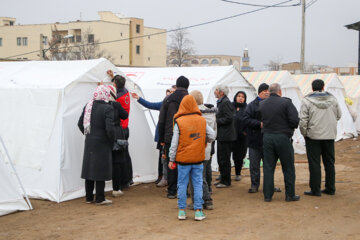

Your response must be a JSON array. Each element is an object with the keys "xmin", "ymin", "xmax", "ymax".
[{"xmin": 233, "ymin": 91, "xmax": 247, "ymax": 109}]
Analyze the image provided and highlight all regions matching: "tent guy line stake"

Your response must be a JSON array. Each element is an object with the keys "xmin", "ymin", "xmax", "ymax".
[{"xmin": 0, "ymin": 136, "xmax": 33, "ymax": 210}]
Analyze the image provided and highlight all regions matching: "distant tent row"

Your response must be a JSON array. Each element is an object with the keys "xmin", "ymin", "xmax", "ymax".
[
  {"xmin": 241, "ymin": 71, "xmax": 306, "ymax": 154},
  {"xmin": 339, "ymin": 75, "xmax": 360, "ymax": 133},
  {"xmin": 293, "ymin": 73, "xmax": 358, "ymax": 140}
]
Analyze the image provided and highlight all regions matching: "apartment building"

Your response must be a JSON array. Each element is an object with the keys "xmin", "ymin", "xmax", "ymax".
[{"xmin": 0, "ymin": 12, "xmax": 167, "ymax": 67}]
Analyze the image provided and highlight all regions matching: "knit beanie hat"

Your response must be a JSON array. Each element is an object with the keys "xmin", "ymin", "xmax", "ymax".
[
  {"xmin": 176, "ymin": 76, "xmax": 190, "ymax": 89},
  {"xmin": 258, "ymin": 83, "xmax": 269, "ymax": 94}
]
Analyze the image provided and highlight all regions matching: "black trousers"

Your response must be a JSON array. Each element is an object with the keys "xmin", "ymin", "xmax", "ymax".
[
  {"xmin": 249, "ymin": 147, "xmax": 263, "ymax": 189},
  {"xmin": 205, "ymin": 157, "xmax": 212, "ymax": 190},
  {"xmin": 85, "ymin": 180, "xmax": 105, "ymax": 203},
  {"xmin": 305, "ymin": 138, "xmax": 335, "ymax": 193},
  {"xmin": 232, "ymin": 138, "xmax": 248, "ymax": 176},
  {"xmin": 124, "ymin": 149, "xmax": 133, "ymax": 184},
  {"xmin": 112, "ymin": 150, "xmax": 128, "ymax": 190},
  {"xmin": 165, "ymin": 143, "xmax": 177, "ymax": 196},
  {"xmin": 217, "ymin": 141, "xmax": 232, "ymax": 186},
  {"xmin": 263, "ymin": 133, "xmax": 296, "ymax": 199},
  {"xmin": 158, "ymin": 149, "xmax": 163, "ymax": 178}
]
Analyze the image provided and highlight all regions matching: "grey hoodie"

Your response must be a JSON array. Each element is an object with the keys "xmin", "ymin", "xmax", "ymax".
[{"xmin": 299, "ymin": 91, "xmax": 341, "ymax": 140}]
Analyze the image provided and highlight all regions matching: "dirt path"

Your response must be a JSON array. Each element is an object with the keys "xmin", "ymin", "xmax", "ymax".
[{"xmin": 1, "ymin": 139, "xmax": 360, "ymax": 240}]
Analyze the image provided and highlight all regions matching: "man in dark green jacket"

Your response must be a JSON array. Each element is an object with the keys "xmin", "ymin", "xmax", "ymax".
[{"xmin": 259, "ymin": 83, "xmax": 300, "ymax": 202}]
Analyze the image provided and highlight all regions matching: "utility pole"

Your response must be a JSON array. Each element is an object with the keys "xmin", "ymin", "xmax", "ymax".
[{"xmin": 300, "ymin": 0, "xmax": 306, "ymax": 73}]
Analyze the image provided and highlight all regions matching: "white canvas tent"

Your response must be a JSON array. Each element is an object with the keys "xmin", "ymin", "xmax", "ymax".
[
  {"xmin": 241, "ymin": 71, "xmax": 306, "ymax": 154},
  {"xmin": 119, "ymin": 66, "xmax": 257, "ymax": 171},
  {"xmin": 119, "ymin": 65, "xmax": 257, "ymax": 131},
  {"xmin": 0, "ymin": 137, "xmax": 31, "ymax": 216},
  {"xmin": 0, "ymin": 58, "xmax": 158, "ymax": 202},
  {"xmin": 294, "ymin": 74, "xmax": 358, "ymax": 140},
  {"xmin": 339, "ymin": 75, "xmax": 360, "ymax": 133}
]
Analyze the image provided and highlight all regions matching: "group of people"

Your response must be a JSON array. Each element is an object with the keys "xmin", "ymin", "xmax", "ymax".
[{"xmin": 78, "ymin": 71, "xmax": 341, "ymax": 221}]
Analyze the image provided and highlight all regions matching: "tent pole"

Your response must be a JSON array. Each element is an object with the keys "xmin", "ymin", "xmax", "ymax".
[{"xmin": 0, "ymin": 136, "xmax": 33, "ymax": 210}]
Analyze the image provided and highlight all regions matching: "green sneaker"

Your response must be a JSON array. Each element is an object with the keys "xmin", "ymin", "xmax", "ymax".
[
  {"xmin": 178, "ymin": 210, "xmax": 187, "ymax": 220},
  {"xmin": 194, "ymin": 210, "xmax": 206, "ymax": 221}
]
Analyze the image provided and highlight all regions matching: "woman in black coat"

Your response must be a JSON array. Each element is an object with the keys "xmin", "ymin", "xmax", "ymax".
[
  {"xmin": 108, "ymin": 86, "xmax": 129, "ymax": 196},
  {"xmin": 231, "ymin": 91, "xmax": 248, "ymax": 181},
  {"xmin": 78, "ymin": 85, "xmax": 115, "ymax": 205}
]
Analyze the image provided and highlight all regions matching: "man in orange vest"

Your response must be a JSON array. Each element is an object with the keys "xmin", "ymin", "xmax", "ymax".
[{"xmin": 168, "ymin": 95, "xmax": 215, "ymax": 221}]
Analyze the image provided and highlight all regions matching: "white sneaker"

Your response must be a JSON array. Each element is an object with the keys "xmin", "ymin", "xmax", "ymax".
[
  {"xmin": 96, "ymin": 199, "xmax": 112, "ymax": 205},
  {"xmin": 112, "ymin": 190, "xmax": 124, "ymax": 197},
  {"xmin": 156, "ymin": 179, "xmax": 168, "ymax": 187}
]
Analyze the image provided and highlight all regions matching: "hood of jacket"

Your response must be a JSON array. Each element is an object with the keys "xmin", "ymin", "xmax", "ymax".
[
  {"xmin": 305, "ymin": 91, "xmax": 335, "ymax": 109},
  {"xmin": 167, "ymin": 87, "xmax": 188, "ymax": 104},
  {"xmin": 174, "ymin": 95, "xmax": 201, "ymax": 119},
  {"xmin": 116, "ymin": 87, "xmax": 128, "ymax": 99},
  {"xmin": 233, "ymin": 91, "xmax": 247, "ymax": 103}
]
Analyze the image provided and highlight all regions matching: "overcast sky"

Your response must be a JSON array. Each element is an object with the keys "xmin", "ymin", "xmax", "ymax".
[{"xmin": 1, "ymin": 0, "xmax": 359, "ymax": 70}]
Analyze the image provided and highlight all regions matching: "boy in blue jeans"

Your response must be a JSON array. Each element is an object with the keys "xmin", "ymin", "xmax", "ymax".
[{"xmin": 168, "ymin": 95, "xmax": 215, "ymax": 221}]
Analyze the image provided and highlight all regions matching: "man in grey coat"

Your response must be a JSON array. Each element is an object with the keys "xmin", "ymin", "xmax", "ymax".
[{"xmin": 300, "ymin": 79, "xmax": 341, "ymax": 196}]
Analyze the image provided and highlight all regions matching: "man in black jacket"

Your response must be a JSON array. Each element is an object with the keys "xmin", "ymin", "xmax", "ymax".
[
  {"xmin": 243, "ymin": 83, "xmax": 269, "ymax": 193},
  {"xmin": 158, "ymin": 76, "xmax": 189, "ymax": 198},
  {"xmin": 259, "ymin": 83, "xmax": 300, "ymax": 202},
  {"xmin": 214, "ymin": 85, "xmax": 236, "ymax": 188}
]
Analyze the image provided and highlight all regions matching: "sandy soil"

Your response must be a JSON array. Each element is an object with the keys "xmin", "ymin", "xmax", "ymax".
[{"xmin": 1, "ymin": 138, "xmax": 360, "ymax": 240}]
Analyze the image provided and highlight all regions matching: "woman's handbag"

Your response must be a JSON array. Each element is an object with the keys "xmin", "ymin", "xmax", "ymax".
[{"xmin": 113, "ymin": 127, "xmax": 129, "ymax": 151}]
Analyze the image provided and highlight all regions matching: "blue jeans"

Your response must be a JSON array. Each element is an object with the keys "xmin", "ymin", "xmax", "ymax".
[{"xmin": 177, "ymin": 164, "xmax": 203, "ymax": 210}]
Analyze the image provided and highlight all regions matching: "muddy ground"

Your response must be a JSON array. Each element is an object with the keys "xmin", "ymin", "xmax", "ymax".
[{"xmin": 1, "ymin": 138, "xmax": 360, "ymax": 240}]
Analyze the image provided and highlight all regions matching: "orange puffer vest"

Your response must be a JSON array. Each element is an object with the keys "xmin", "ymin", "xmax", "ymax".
[{"xmin": 173, "ymin": 95, "xmax": 206, "ymax": 164}]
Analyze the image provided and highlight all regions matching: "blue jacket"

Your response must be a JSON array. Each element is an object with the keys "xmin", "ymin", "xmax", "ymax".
[{"xmin": 137, "ymin": 97, "xmax": 162, "ymax": 142}]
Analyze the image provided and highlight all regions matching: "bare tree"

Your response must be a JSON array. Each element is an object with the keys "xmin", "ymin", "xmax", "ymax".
[
  {"xmin": 47, "ymin": 27, "xmax": 113, "ymax": 61},
  {"xmin": 265, "ymin": 57, "xmax": 283, "ymax": 71},
  {"xmin": 167, "ymin": 25, "xmax": 195, "ymax": 67}
]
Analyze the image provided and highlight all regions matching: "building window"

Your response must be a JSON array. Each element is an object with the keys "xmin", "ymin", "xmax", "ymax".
[
  {"xmin": 201, "ymin": 59, "xmax": 209, "ymax": 65},
  {"xmin": 76, "ymin": 35, "xmax": 81, "ymax": 42},
  {"xmin": 88, "ymin": 34, "xmax": 94, "ymax": 43},
  {"xmin": 42, "ymin": 36, "xmax": 48, "ymax": 45},
  {"xmin": 148, "ymin": 36, "xmax": 150, "ymax": 39},
  {"xmin": 191, "ymin": 59, "xmax": 199, "ymax": 64},
  {"xmin": 69, "ymin": 36, "xmax": 75, "ymax": 43},
  {"xmin": 17, "ymin": 37, "xmax": 21, "ymax": 46},
  {"xmin": 120, "ymin": 32, "xmax": 123, "ymax": 37},
  {"xmin": 121, "ymin": 55, "xmax": 123, "ymax": 59},
  {"xmin": 22, "ymin": 37, "xmax": 28, "ymax": 46},
  {"xmin": 211, "ymin": 59, "xmax": 219, "ymax": 64},
  {"xmin": 0, "ymin": 38, "xmax": 2, "ymax": 46},
  {"xmin": 9, "ymin": 21, "xmax": 14, "ymax": 26},
  {"xmin": 136, "ymin": 45, "xmax": 140, "ymax": 54},
  {"xmin": 136, "ymin": 24, "xmax": 140, "ymax": 33},
  {"xmin": 148, "ymin": 57, "xmax": 150, "ymax": 61}
]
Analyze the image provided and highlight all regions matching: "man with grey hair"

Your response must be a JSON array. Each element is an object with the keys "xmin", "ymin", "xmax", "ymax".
[
  {"xmin": 214, "ymin": 85, "xmax": 236, "ymax": 188},
  {"xmin": 259, "ymin": 83, "xmax": 300, "ymax": 202}
]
